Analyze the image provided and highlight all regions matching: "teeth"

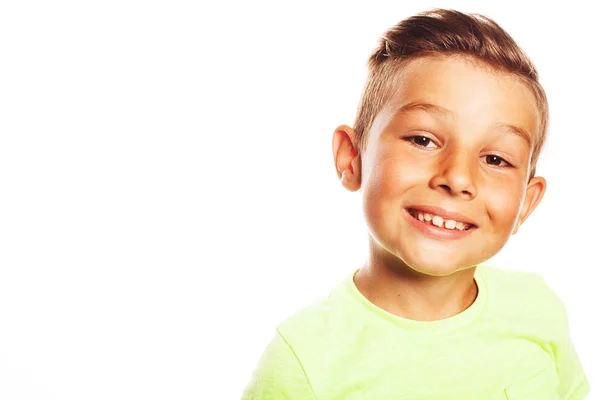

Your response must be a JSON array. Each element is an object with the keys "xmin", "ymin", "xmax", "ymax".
[{"xmin": 410, "ymin": 209, "xmax": 472, "ymax": 231}]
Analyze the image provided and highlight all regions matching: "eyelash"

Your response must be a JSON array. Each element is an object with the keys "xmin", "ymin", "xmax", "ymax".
[
  {"xmin": 405, "ymin": 135, "xmax": 438, "ymax": 149},
  {"xmin": 482, "ymin": 155, "xmax": 513, "ymax": 168},
  {"xmin": 404, "ymin": 135, "xmax": 514, "ymax": 168}
]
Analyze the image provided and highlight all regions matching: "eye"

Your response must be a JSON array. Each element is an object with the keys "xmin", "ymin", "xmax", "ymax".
[
  {"xmin": 405, "ymin": 135, "xmax": 438, "ymax": 149},
  {"xmin": 483, "ymin": 155, "xmax": 512, "ymax": 167}
]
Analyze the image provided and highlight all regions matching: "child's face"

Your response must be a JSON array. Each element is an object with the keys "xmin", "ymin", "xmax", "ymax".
[{"xmin": 335, "ymin": 55, "xmax": 546, "ymax": 276}]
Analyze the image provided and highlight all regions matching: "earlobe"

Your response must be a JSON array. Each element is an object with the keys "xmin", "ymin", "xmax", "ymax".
[
  {"xmin": 332, "ymin": 125, "xmax": 361, "ymax": 192},
  {"xmin": 513, "ymin": 176, "xmax": 546, "ymax": 234}
]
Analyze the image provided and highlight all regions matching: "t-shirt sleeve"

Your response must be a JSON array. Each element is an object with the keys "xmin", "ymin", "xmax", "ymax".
[
  {"xmin": 241, "ymin": 330, "xmax": 316, "ymax": 400},
  {"xmin": 543, "ymin": 280, "xmax": 590, "ymax": 399},
  {"xmin": 554, "ymin": 333, "xmax": 589, "ymax": 400}
]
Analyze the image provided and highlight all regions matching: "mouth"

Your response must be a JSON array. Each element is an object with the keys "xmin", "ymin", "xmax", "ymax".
[{"xmin": 407, "ymin": 208, "xmax": 476, "ymax": 231}]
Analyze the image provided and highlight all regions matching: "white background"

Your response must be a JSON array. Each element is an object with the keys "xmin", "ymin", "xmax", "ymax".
[{"xmin": 0, "ymin": 0, "xmax": 598, "ymax": 399}]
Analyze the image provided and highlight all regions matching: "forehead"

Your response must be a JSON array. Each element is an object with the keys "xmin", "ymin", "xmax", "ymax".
[{"xmin": 373, "ymin": 55, "xmax": 539, "ymax": 145}]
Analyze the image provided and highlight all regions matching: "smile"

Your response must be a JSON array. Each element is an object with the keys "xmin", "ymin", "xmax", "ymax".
[
  {"xmin": 405, "ymin": 206, "xmax": 478, "ymax": 241},
  {"xmin": 407, "ymin": 209, "xmax": 474, "ymax": 231}
]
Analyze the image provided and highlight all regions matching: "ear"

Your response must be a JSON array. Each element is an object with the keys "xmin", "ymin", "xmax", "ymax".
[
  {"xmin": 332, "ymin": 125, "xmax": 361, "ymax": 192},
  {"xmin": 513, "ymin": 176, "xmax": 546, "ymax": 234}
]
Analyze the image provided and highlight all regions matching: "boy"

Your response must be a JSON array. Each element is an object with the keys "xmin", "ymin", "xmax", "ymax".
[{"xmin": 242, "ymin": 8, "xmax": 589, "ymax": 399}]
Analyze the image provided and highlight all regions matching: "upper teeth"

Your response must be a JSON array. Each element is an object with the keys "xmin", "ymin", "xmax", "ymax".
[{"xmin": 413, "ymin": 211, "xmax": 470, "ymax": 231}]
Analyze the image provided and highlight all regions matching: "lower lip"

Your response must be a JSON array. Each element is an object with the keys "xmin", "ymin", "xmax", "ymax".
[{"xmin": 405, "ymin": 209, "xmax": 476, "ymax": 241}]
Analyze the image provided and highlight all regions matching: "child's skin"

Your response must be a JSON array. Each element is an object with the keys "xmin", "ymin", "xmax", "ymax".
[{"xmin": 332, "ymin": 55, "xmax": 546, "ymax": 322}]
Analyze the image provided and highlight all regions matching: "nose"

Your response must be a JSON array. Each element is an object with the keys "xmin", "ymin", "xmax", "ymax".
[{"xmin": 429, "ymin": 152, "xmax": 478, "ymax": 200}]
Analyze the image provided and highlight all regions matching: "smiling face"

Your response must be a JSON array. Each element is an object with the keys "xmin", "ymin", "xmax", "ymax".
[{"xmin": 334, "ymin": 55, "xmax": 546, "ymax": 276}]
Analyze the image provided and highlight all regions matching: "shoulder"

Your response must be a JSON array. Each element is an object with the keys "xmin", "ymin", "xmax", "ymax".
[
  {"xmin": 477, "ymin": 265, "xmax": 567, "ymax": 324},
  {"xmin": 241, "ymin": 331, "xmax": 317, "ymax": 399},
  {"xmin": 478, "ymin": 267, "xmax": 592, "ymax": 399},
  {"xmin": 277, "ymin": 284, "xmax": 348, "ymax": 340},
  {"xmin": 479, "ymin": 265, "xmax": 555, "ymax": 295},
  {"xmin": 242, "ymin": 280, "xmax": 352, "ymax": 400},
  {"xmin": 242, "ymin": 276, "xmax": 356, "ymax": 400},
  {"xmin": 274, "ymin": 272, "xmax": 361, "ymax": 360},
  {"xmin": 478, "ymin": 264, "xmax": 548, "ymax": 288}
]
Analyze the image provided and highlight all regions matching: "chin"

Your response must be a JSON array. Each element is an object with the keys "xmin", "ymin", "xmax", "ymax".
[
  {"xmin": 410, "ymin": 262, "xmax": 473, "ymax": 277},
  {"xmin": 397, "ymin": 250, "xmax": 476, "ymax": 277}
]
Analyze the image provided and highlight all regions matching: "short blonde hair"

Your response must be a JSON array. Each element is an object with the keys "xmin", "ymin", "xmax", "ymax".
[{"xmin": 354, "ymin": 9, "xmax": 548, "ymax": 177}]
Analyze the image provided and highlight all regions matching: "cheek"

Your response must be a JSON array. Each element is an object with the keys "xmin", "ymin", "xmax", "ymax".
[
  {"xmin": 362, "ymin": 154, "xmax": 431, "ymax": 234},
  {"xmin": 362, "ymin": 153, "xmax": 409, "ymax": 221},
  {"xmin": 484, "ymin": 178, "xmax": 526, "ymax": 227},
  {"xmin": 365, "ymin": 150, "xmax": 425, "ymax": 198}
]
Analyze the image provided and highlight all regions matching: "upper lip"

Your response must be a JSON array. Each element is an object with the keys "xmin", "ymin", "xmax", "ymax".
[{"xmin": 407, "ymin": 205, "xmax": 478, "ymax": 227}]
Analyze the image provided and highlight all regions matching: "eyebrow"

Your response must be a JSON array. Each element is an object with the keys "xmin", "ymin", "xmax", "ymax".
[
  {"xmin": 392, "ymin": 100, "xmax": 533, "ymax": 147},
  {"xmin": 493, "ymin": 122, "xmax": 533, "ymax": 148},
  {"xmin": 393, "ymin": 101, "xmax": 453, "ymax": 118}
]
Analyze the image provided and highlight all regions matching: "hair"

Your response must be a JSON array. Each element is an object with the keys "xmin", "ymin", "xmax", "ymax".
[{"xmin": 353, "ymin": 8, "xmax": 548, "ymax": 177}]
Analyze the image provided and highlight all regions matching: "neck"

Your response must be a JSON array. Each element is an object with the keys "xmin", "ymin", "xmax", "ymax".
[{"xmin": 354, "ymin": 241, "xmax": 478, "ymax": 322}]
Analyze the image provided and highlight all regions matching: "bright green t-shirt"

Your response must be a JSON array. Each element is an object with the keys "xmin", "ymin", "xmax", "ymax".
[{"xmin": 242, "ymin": 266, "xmax": 589, "ymax": 399}]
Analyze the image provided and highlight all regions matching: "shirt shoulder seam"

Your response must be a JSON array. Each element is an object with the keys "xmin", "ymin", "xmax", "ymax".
[{"xmin": 276, "ymin": 327, "xmax": 319, "ymax": 400}]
